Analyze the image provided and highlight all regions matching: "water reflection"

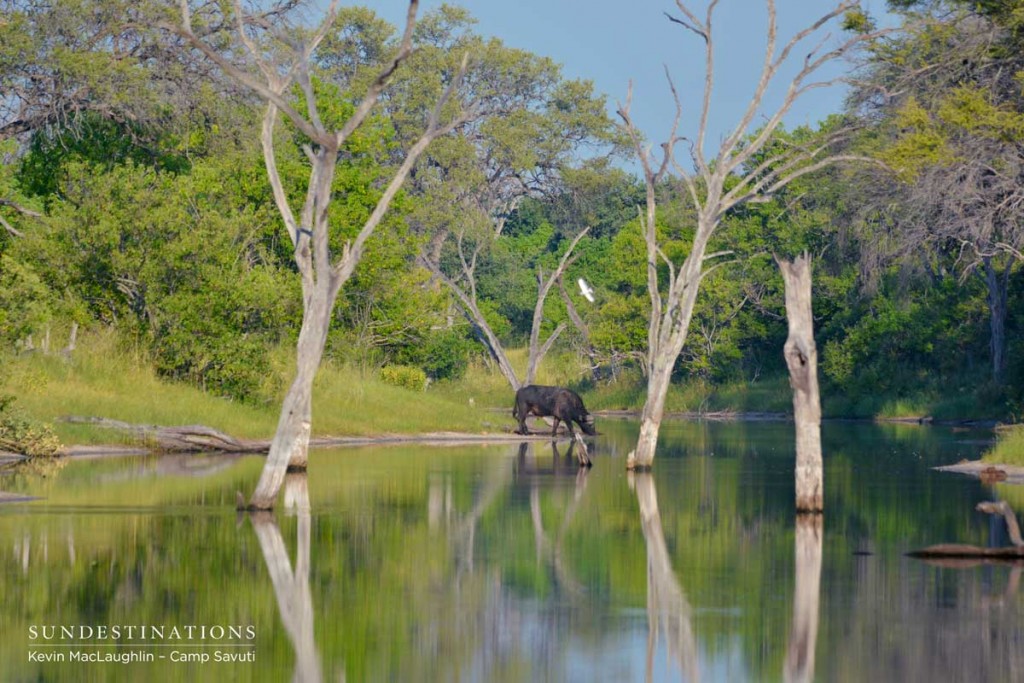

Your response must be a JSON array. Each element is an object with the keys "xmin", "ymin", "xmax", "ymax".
[
  {"xmin": 783, "ymin": 515, "xmax": 822, "ymax": 683},
  {"xmin": 529, "ymin": 456, "xmax": 589, "ymax": 602},
  {"xmin": 250, "ymin": 474, "xmax": 323, "ymax": 683},
  {"xmin": 2, "ymin": 422, "xmax": 1024, "ymax": 681},
  {"xmin": 631, "ymin": 472, "xmax": 699, "ymax": 683}
]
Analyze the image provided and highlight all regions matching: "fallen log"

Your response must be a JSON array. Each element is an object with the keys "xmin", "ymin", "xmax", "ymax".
[
  {"xmin": 908, "ymin": 501, "xmax": 1024, "ymax": 559},
  {"xmin": 59, "ymin": 416, "xmax": 591, "ymax": 456},
  {"xmin": 59, "ymin": 416, "xmax": 265, "ymax": 453}
]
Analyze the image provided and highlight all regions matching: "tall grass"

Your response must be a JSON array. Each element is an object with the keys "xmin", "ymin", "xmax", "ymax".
[
  {"xmin": 5, "ymin": 329, "xmax": 1008, "ymax": 450},
  {"xmin": 1, "ymin": 331, "xmax": 491, "ymax": 445},
  {"xmin": 583, "ymin": 372, "xmax": 791, "ymax": 414},
  {"xmin": 984, "ymin": 426, "xmax": 1024, "ymax": 465},
  {"xmin": 430, "ymin": 347, "xmax": 591, "ymax": 409}
]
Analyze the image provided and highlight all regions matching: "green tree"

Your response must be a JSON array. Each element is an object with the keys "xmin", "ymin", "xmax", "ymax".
[
  {"xmin": 851, "ymin": 1, "xmax": 1024, "ymax": 384},
  {"xmin": 166, "ymin": 0, "xmax": 480, "ymax": 509}
]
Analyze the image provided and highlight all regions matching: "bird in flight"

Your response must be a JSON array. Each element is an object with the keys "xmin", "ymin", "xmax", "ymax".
[{"xmin": 577, "ymin": 278, "xmax": 595, "ymax": 303}]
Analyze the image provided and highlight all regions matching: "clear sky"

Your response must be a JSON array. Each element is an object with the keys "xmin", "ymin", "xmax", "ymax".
[{"xmin": 374, "ymin": 0, "xmax": 896, "ymax": 154}]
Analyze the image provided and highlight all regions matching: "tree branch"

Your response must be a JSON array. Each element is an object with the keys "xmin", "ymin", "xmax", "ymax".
[{"xmin": 333, "ymin": 53, "xmax": 473, "ymax": 282}]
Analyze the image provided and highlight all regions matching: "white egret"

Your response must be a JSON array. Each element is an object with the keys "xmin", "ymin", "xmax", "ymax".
[{"xmin": 577, "ymin": 277, "xmax": 595, "ymax": 303}]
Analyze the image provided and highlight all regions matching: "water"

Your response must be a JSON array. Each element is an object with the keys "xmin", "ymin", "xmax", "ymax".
[{"xmin": 0, "ymin": 419, "xmax": 1020, "ymax": 682}]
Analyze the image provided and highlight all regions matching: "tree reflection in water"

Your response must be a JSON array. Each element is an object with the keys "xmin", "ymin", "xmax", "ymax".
[
  {"xmin": 529, "ymin": 442, "xmax": 591, "ymax": 602},
  {"xmin": 784, "ymin": 514, "xmax": 822, "ymax": 683},
  {"xmin": 250, "ymin": 473, "xmax": 324, "ymax": 683},
  {"xmin": 631, "ymin": 471, "xmax": 700, "ymax": 683}
]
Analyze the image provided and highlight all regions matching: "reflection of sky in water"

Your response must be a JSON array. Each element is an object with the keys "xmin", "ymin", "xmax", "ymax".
[
  {"xmin": 0, "ymin": 420, "xmax": 1020, "ymax": 681},
  {"xmin": 563, "ymin": 622, "xmax": 750, "ymax": 683}
]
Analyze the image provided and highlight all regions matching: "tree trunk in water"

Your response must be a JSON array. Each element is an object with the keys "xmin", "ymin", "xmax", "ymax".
[
  {"xmin": 983, "ymin": 256, "xmax": 1009, "ymax": 385},
  {"xmin": 784, "ymin": 514, "xmax": 823, "ymax": 683},
  {"xmin": 631, "ymin": 362, "xmax": 672, "ymax": 469},
  {"xmin": 777, "ymin": 254, "xmax": 823, "ymax": 513},
  {"xmin": 247, "ymin": 298, "xmax": 332, "ymax": 510}
]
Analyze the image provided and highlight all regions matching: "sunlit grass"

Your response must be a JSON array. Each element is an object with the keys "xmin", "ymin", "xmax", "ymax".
[
  {"xmin": 6, "ymin": 328, "xmax": 1007, "ymax": 450},
  {"xmin": 430, "ymin": 347, "xmax": 590, "ymax": 410},
  {"xmin": 584, "ymin": 372, "xmax": 791, "ymax": 415},
  {"xmin": 984, "ymin": 425, "xmax": 1024, "ymax": 465},
  {"xmin": 1, "ymin": 331, "xmax": 494, "ymax": 445},
  {"xmin": 874, "ymin": 398, "xmax": 933, "ymax": 420}
]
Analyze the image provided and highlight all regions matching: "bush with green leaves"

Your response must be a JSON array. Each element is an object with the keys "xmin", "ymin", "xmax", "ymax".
[
  {"xmin": 0, "ymin": 395, "xmax": 63, "ymax": 458},
  {"xmin": 396, "ymin": 328, "xmax": 476, "ymax": 381},
  {"xmin": 379, "ymin": 365, "xmax": 428, "ymax": 392}
]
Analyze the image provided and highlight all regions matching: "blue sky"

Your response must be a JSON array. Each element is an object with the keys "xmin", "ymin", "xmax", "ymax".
[{"xmin": 374, "ymin": 1, "xmax": 897, "ymax": 154}]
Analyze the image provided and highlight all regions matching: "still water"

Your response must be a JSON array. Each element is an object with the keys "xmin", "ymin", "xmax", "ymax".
[{"xmin": 0, "ymin": 419, "xmax": 1020, "ymax": 682}]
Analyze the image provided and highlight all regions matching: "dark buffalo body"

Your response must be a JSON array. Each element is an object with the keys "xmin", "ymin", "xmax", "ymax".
[{"xmin": 513, "ymin": 385, "xmax": 597, "ymax": 437}]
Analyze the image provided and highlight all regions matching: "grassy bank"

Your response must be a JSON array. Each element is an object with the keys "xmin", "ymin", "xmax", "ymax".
[
  {"xmin": 2, "ymin": 331, "xmax": 1016, "ymax": 450},
  {"xmin": 984, "ymin": 426, "xmax": 1024, "ymax": 466},
  {"xmin": 1, "ymin": 332, "xmax": 494, "ymax": 446},
  {"xmin": 581, "ymin": 375, "xmax": 792, "ymax": 414}
]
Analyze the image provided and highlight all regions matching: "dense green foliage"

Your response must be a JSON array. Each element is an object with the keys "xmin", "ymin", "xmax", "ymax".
[{"xmin": 0, "ymin": 1, "xmax": 1021, "ymax": 421}]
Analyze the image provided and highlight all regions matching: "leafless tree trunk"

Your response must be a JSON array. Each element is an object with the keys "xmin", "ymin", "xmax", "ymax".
[
  {"xmin": 250, "ymin": 474, "xmax": 323, "ymax": 683},
  {"xmin": 427, "ymin": 227, "xmax": 590, "ymax": 390},
  {"xmin": 982, "ymin": 256, "xmax": 1011, "ymax": 385},
  {"xmin": 557, "ymin": 275, "xmax": 601, "ymax": 377},
  {"xmin": 524, "ymin": 228, "xmax": 590, "ymax": 385},
  {"xmin": 784, "ymin": 514, "xmax": 823, "ymax": 683},
  {"xmin": 618, "ymin": 1, "xmax": 884, "ymax": 468},
  {"xmin": 633, "ymin": 472, "xmax": 699, "ymax": 683},
  {"xmin": 168, "ymin": 1, "xmax": 472, "ymax": 509},
  {"xmin": 529, "ymin": 474, "xmax": 588, "ymax": 601},
  {"xmin": 778, "ymin": 254, "xmax": 823, "ymax": 513}
]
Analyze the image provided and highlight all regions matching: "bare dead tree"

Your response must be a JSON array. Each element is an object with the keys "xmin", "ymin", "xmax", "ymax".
[
  {"xmin": 424, "ymin": 227, "xmax": 591, "ymax": 390},
  {"xmin": 166, "ymin": 0, "xmax": 474, "ymax": 509},
  {"xmin": 619, "ymin": 0, "xmax": 886, "ymax": 469},
  {"xmin": 557, "ymin": 274, "xmax": 601, "ymax": 377},
  {"xmin": 777, "ymin": 254, "xmax": 823, "ymax": 511}
]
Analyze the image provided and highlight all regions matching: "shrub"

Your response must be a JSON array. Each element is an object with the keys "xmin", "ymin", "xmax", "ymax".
[
  {"xmin": 398, "ymin": 328, "xmax": 475, "ymax": 381},
  {"xmin": 379, "ymin": 365, "xmax": 428, "ymax": 391},
  {"xmin": 0, "ymin": 395, "xmax": 63, "ymax": 458}
]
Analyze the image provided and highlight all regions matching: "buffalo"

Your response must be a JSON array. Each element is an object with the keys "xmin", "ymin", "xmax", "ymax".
[{"xmin": 513, "ymin": 385, "xmax": 597, "ymax": 438}]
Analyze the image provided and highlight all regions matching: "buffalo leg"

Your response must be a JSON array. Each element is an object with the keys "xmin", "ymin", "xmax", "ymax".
[{"xmin": 516, "ymin": 411, "xmax": 529, "ymax": 435}]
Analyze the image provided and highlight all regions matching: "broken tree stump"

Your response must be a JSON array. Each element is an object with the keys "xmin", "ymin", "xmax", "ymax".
[{"xmin": 777, "ymin": 253, "xmax": 823, "ymax": 513}]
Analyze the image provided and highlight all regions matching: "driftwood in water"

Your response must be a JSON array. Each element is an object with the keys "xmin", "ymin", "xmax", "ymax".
[
  {"xmin": 60, "ymin": 416, "xmax": 265, "ymax": 453},
  {"xmin": 909, "ymin": 501, "xmax": 1024, "ymax": 559}
]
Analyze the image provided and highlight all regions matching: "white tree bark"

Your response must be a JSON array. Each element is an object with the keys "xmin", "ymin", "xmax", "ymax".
[
  {"xmin": 251, "ymin": 474, "xmax": 323, "ymax": 683},
  {"xmin": 784, "ymin": 514, "xmax": 823, "ymax": 683},
  {"xmin": 427, "ymin": 226, "xmax": 590, "ymax": 391},
  {"xmin": 619, "ymin": 1, "xmax": 885, "ymax": 469},
  {"xmin": 524, "ymin": 228, "xmax": 590, "ymax": 385},
  {"xmin": 778, "ymin": 254, "xmax": 823, "ymax": 513},
  {"xmin": 633, "ymin": 472, "xmax": 699, "ymax": 683},
  {"xmin": 171, "ymin": 1, "xmax": 472, "ymax": 509}
]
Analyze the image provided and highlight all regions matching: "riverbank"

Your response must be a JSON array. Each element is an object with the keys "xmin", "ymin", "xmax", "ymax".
[{"xmin": 2, "ymin": 335, "xmax": 1018, "ymax": 460}]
